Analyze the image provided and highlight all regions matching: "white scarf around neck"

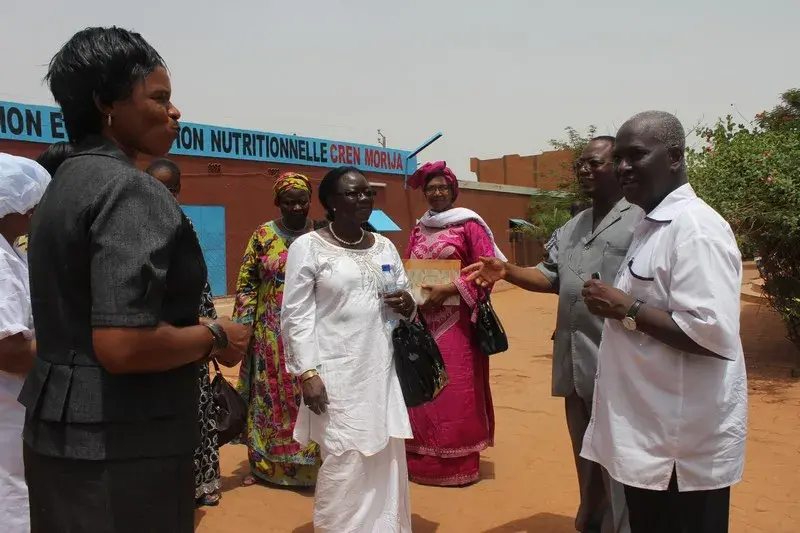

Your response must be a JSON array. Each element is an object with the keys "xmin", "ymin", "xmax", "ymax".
[{"xmin": 419, "ymin": 207, "xmax": 508, "ymax": 262}]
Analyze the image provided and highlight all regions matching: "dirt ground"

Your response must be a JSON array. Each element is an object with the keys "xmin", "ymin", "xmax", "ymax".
[{"xmin": 198, "ymin": 286, "xmax": 800, "ymax": 533}]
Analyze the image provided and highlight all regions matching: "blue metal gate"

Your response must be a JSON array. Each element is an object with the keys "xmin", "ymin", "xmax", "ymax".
[{"xmin": 182, "ymin": 205, "xmax": 227, "ymax": 297}]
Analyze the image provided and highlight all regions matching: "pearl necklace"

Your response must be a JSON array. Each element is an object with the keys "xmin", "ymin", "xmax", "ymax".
[{"xmin": 329, "ymin": 223, "xmax": 365, "ymax": 247}]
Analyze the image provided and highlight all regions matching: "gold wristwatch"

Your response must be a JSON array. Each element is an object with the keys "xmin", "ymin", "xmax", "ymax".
[{"xmin": 621, "ymin": 300, "xmax": 644, "ymax": 331}]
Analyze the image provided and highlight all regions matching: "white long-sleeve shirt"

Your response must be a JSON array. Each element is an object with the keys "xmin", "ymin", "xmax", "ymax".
[{"xmin": 281, "ymin": 232, "xmax": 412, "ymax": 457}]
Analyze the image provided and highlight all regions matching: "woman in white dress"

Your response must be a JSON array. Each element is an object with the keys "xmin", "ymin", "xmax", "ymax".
[
  {"xmin": 0, "ymin": 153, "xmax": 51, "ymax": 533},
  {"xmin": 281, "ymin": 166, "xmax": 417, "ymax": 532}
]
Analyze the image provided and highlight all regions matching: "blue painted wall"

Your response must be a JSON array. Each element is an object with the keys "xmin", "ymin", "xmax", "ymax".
[{"xmin": 182, "ymin": 205, "xmax": 227, "ymax": 298}]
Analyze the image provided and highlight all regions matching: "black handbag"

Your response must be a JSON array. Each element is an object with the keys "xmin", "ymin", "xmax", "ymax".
[
  {"xmin": 392, "ymin": 313, "xmax": 449, "ymax": 408},
  {"xmin": 475, "ymin": 289, "xmax": 509, "ymax": 356},
  {"xmin": 210, "ymin": 358, "xmax": 248, "ymax": 445}
]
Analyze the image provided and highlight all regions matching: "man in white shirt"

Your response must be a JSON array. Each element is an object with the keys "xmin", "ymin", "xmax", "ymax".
[{"xmin": 579, "ymin": 111, "xmax": 747, "ymax": 533}]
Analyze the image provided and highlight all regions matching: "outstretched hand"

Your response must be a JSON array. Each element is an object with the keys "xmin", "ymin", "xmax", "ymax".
[{"xmin": 462, "ymin": 257, "xmax": 507, "ymax": 288}]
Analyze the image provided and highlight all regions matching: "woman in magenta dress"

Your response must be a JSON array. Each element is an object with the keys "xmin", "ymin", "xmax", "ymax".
[{"xmin": 405, "ymin": 160, "xmax": 505, "ymax": 486}]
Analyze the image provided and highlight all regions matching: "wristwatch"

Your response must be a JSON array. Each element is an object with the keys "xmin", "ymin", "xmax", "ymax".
[
  {"xmin": 621, "ymin": 300, "xmax": 644, "ymax": 331},
  {"xmin": 203, "ymin": 321, "xmax": 229, "ymax": 358}
]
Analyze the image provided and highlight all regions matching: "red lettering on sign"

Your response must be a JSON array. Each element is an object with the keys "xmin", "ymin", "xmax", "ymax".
[
  {"xmin": 330, "ymin": 144, "xmax": 339, "ymax": 163},
  {"xmin": 345, "ymin": 145, "xmax": 354, "ymax": 165},
  {"xmin": 365, "ymin": 149, "xmax": 374, "ymax": 167},
  {"xmin": 352, "ymin": 146, "xmax": 361, "ymax": 165},
  {"xmin": 337, "ymin": 145, "xmax": 347, "ymax": 164},
  {"xmin": 380, "ymin": 151, "xmax": 388, "ymax": 169}
]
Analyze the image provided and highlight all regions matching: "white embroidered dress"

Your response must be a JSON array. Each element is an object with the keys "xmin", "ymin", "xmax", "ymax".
[
  {"xmin": 282, "ymin": 232, "xmax": 412, "ymax": 454},
  {"xmin": 281, "ymin": 232, "xmax": 413, "ymax": 532}
]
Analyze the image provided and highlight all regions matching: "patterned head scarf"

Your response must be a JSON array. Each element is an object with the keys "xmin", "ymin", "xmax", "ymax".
[
  {"xmin": 273, "ymin": 172, "xmax": 312, "ymax": 202},
  {"xmin": 408, "ymin": 160, "xmax": 459, "ymax": 200}
]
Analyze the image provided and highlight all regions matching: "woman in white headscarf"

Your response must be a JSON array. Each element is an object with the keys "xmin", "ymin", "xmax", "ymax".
[{"xmin": 0, "ymin": 153, "xmax": 51, "ymax": 533}]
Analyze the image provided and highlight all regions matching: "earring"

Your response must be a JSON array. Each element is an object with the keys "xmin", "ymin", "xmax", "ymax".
[{"xmin": 107, "ymin": 114, "xmax": 112, "ymax": 127}]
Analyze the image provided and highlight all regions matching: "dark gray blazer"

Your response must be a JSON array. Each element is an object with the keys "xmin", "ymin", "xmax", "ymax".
[{"xmin": 20, "ymin": 137, "xmax": 207, "ymax": 461}]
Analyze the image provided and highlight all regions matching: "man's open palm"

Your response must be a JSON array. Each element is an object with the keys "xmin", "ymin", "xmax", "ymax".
[{"xmin": 462, "ymin": 257, "xmax": 506, "ymax": 288}]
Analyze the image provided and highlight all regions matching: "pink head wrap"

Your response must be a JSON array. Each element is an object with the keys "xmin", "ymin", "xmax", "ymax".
[{"xmin": 408, "ymin": 160, "xmax": 459, "ymax": 200}]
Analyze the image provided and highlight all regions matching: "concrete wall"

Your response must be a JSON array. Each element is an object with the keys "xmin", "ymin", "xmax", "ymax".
[
  {"xmin": 470, "ymin": 149, "xmax": 574, "ymax": 191},
  {"xmin": 3, "ymin": 139, "xmax": 533, "ymax": 295}
]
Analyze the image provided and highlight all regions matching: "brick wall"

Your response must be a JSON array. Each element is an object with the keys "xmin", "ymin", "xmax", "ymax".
[
  {"xmin": 2, "ymin": 139, "xmax": 533, "ymax": 294},
  {"xmin": 470, "ymin": 149, "xmax": 574, "ymax": 191}
]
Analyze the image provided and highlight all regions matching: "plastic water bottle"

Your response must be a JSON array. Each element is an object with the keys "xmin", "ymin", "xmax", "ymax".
[{"xmin": 381, "ymin": 264, "xmax": 399, "ymax": 329}]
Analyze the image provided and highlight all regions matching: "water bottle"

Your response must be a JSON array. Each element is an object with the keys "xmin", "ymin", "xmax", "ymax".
[{"xmin": 381, "ymin": 264, "xmax": 399, "ymax": 329}]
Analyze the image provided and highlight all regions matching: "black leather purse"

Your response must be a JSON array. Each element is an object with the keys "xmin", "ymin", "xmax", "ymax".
[
  {"xmin": 475, "ymin": 289, "xmax": 509, "ymax": 356},
  {"xmin": 392, "ymin": 313, "xmax": 449, "ymax": 408},
  {"xmin": 210, "ymin": 359, "xmax": 248, "ymax": 445}
]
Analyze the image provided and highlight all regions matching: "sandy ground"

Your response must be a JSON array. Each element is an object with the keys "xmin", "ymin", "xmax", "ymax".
[{"xmin": 199, "ymin": 284, "xmax": 800, "ymax": 533}]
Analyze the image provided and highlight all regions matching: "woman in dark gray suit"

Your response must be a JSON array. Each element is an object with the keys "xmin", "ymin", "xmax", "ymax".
[{"xmin": 20, "ymin": 26, "xmax": 251, "ymax": 533}]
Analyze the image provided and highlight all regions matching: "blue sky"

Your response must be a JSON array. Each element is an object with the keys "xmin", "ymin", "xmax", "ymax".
[{"xmin": 2, "ymin": 0, "xmax": 798, "ymax": 181}]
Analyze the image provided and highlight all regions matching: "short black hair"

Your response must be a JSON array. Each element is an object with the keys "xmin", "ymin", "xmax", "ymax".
[
  {"xmin": 146, "ymin": 158, "xmax": 181, "ymax": 182},
  {"xmin": 319, "ymin": 166, "xmax": 364, "ymax": 221},
  {"xmin": 45, "ymin": 27, "xmax": 166, "ymax": 143},
  {"xmin": 36, "ymin": 142, "xmax": 75, "ymax": 177},
  {"xmin": 590, "ymin": 135, "xmax": 616, "ymax": 146}
]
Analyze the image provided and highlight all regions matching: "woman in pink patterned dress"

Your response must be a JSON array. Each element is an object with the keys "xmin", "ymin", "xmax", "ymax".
[{"xmin": 404, "ymin": 160, "xmax": 505, "ymax": 486}]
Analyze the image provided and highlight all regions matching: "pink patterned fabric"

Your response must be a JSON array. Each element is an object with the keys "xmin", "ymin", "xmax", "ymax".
[
  {"xmin": 405, "ymin": 219, "xmax": 496, "ymax": 486},
  {"xmin": 407, "ymin": 160, "xmax": 459, "ymax": 200}
]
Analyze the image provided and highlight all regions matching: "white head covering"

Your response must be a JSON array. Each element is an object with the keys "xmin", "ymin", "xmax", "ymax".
[{"xmin": 0, "ymin": 153, "xmax": 51, "ymax": 219}]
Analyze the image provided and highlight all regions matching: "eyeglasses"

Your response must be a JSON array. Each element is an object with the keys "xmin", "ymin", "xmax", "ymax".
[
  {"xmin": 424, "ymin": 185, "xmax": 451, "ymax": 195},
  {"xmin": 335, "ymin": 190, "xmax": 376, "ymax": 200},
  {"xmin": 572, "ymin": 159, "xmax": 609, "ymax": 173}
]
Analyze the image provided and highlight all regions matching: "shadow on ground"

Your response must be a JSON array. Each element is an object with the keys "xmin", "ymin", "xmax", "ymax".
[
  {"xmin": 482, "ymin": 512, "xmax": 574, "ymax": 533},
  {"xmin": 220, "ymin": 459, "xmax": 249, "ymax": 493},
  {"xmin": 194, "ymin": 508, "xmax": 206, "ymax": 529},
  {"xmin": 291, "ymin": 514, "xmax": 440, "ymax": 532},
  {"xmin": 479, "ymin": 459, "xmax": 495, "ymax": 480}
]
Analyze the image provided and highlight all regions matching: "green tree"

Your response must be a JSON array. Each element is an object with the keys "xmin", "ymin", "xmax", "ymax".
[
  {"xmin": 755, "ymin": 88, "xmax": 800, "ymax": 133},
  {"xmin": 521, "ymin": 126, "xmax": 597, "ymax": 238},
  {"xmin": 689, "ymin": 111, "xmax": 800, "ymax": 347},
  {"xmin": 548, "ymin": 125, "xmax": 598, "ymax": 159},
  {"xmin": 548, "ymin": 125, "xmax": 597, "ymax": 198}
]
